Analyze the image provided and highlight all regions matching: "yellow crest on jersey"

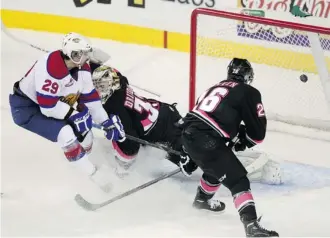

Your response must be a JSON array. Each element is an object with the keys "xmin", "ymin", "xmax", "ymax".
[{"xmin": 61, "ymin": 93, "xmax": 80, "ymax": 106}]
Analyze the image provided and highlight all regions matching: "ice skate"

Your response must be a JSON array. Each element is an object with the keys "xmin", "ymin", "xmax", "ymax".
[
  {"xmin": 192, "ymin": 187, "xmax": 225, "ymax": 212},
  {"xmin": 242, "ymin": 216, "xmax": 279, "ymax": 237}
]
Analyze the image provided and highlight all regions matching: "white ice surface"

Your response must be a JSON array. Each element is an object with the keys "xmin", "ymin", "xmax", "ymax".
[{"xmin": 1, "ymin": 29, "xmax": 330, "ymax": 237}]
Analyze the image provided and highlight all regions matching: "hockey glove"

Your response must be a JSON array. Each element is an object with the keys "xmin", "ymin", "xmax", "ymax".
[
  {"xmin": 102, "ymin": 115, "xmax": 126, "ymax": 142},
  {"xmin": 234, "ymin": 124, "xmax": 247, "ymax": 152},
  {"xmin": 179, "ymin": 146, "xmax": 198, "ymax": 177},
  {"xmin": 67, "ymin": 104, "xmax": 92, "ymax": 136}
]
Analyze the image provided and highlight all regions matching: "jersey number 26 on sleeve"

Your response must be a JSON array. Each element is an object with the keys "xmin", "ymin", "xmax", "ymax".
[
  {"xmin": 42, "ymin": 80, "xmax": 59, "ymax": 94},
  {"xmin": 195, "ymin": 87, "xmax": 229, "ymax": 112},
  {"xmin": 257, "ymin": 103, "xmax": 265, "ymax": 117}
]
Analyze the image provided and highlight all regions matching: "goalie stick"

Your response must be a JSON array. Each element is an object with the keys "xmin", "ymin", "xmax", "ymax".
[
  {"xmin": 93, "ymin": 122, "xmax": 268, "ymax": 175},
  {"xmin": 92, "ymin": 123, "xmax": 181, "ymax": 155}
]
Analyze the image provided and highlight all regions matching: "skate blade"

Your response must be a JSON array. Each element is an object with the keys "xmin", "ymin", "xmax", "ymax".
[{"xmin": 192, "ymin": 203, "xmax": 226, "ymax": 215}]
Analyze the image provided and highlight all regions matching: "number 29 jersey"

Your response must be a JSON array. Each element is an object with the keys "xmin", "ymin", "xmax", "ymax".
[
  {"xmin": 184, "ymin": 80, "xmax": 267, "ymax": 147},
  {"xmin": 19, "ymin": 50, "xmax": 107, "ymax": 123}
]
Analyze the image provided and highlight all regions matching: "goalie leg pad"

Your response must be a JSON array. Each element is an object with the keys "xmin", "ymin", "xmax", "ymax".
[
  {"xmin": 112, "ymin": 141, "xmax": 137, "ymax": 162},
  {"xmin": 112, "ymin": 141, "xmax": 137, "ymax": 177},
  {"xmin": 260, "ymin": 160, "xmax": 282, "ymax": 185},
  {"xmin": 237, "ymin": 151, "xmax": 282, "ymax": 185}
]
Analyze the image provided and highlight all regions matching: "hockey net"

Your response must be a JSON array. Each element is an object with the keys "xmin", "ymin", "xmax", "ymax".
[{"xmin": 189, "ymin": 8, "xmax": 330, "ymax": 138}]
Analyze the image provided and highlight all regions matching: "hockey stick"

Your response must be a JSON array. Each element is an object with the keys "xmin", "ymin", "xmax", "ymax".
[
  {"xmin": 74, "ymin": 168, "xmax": 180, "ymax": 211},
  {"xmin": 94, "ymin": 123, "xmax": 266, "ymax": 175},
  {"xmin": 73, "ymin": 136, "xmax": 238, "ymax": 211},
  {"xmin": 127, "ymin": 84, "xmax": 161, "ymax": 98},
  {"xmin": 75, "ymin": 126, "xmax": 265, "ymax": 211},
  {"xmin": 73, "ymin": 124, "xmax": 181, "ymax": 211},
  {"xmin": 92, "ymin": 123, "xmax": 181, "ymax": 156},
  {"xmin": 1, "ymin": 20, "xmax": 49, "ymax": 53}
]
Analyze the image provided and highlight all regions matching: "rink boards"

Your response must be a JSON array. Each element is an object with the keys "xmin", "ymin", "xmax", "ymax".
[{"xmin": 1, "ymin": 9, "xmax": 330, "ymax": 74}]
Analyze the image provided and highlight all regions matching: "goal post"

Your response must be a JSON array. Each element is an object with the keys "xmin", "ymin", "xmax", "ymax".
[{"xmin": 189, "ymin": 8, "xmax": 330, "ymax": 132}]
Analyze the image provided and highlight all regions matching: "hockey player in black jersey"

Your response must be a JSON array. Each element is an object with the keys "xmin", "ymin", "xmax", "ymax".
[
  {"xmin": 179, "ymin": 58, "xmax": 279, "ymax": 237},
  {"xmin": 91, "ymin": 64, "xmax": 197, "ymax": 177}
]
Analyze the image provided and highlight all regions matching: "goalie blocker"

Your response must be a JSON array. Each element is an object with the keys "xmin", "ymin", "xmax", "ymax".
[{"xmin": 181, "ymin": 58, "xmax": 278, "ymax": 237}]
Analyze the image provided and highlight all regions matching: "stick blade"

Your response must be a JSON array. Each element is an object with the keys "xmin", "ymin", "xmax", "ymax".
[{"xmin": 74, "ymin": 194, "xmax": 98, "ymax": 211}]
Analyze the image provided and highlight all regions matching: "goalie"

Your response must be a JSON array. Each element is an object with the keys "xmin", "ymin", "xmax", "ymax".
[{"xmin": 91, "ymin": 64, "xmax": 188, "ymax": 177}]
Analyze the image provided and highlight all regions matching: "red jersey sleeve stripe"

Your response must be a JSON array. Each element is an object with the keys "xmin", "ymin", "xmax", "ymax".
[
  {"xmin": 36, "ymin": 92, "xmax": 59, "ymax": 108},
  {"xmin": 80, "ymin": 89, "xmax": 100, "ymax": 103}
]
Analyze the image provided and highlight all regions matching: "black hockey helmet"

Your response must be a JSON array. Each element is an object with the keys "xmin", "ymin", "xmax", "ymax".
[{"xmin": 227, "ymin": 58, "xmax": 254, "ymax": 84}]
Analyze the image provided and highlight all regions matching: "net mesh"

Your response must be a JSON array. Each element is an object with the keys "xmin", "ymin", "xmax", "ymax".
[{"xmin": 193, "ymin": 11, "xmax": 330, "ymax": 130}]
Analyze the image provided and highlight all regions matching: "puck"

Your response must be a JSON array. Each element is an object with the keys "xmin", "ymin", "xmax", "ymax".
[{"xmin": 300, "ymin": 74, "xmax": 308, "ymax": 83}]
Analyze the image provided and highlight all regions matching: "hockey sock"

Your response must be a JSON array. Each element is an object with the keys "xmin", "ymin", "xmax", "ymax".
[
  {"xmin": 198, "ymin": 173, "xmax": 221, "ymax": 200},
  {"xmin": 230, "ymin": 176, "xmax": 257, "ymax": 222},
  {"xmin": 233, "ymin": 190, "xmax": 257, "ymax": 222}
]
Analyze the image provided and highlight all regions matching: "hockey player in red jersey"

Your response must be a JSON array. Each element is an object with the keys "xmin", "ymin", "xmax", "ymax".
[
  {"xmin": 179, "ymin": 58, "xmax": 279, "ymax": 237},
  {"xmin": 9, "ymin": 32, "xmax": 126, "ymax": 192},
  {"xmin": 91, "ymin": 64, "xmax": 197, "ymax": 177}
]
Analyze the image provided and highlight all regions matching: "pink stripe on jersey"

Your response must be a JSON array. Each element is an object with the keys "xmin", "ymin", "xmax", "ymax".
[
  {"xmin": 234, "ymin": 191, "xmax": 254, "ymax": 210},
  {"xmin": 192, "ymin": 109, "xmax": 230, "ymax": 138},
  {"xmin": 112, "ymin": 141, "xmax": 135, "ymax": 160},
  {"xmin": 200, "ymin": 178, "xmax": 221, "ymax": 194},
  {"xmin": 141, "ymin": 117, "xmax": 153, "ymax": 130}
]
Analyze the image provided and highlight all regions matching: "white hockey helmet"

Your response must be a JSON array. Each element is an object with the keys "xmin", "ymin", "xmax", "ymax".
[
  {"xmin": 92, "ymin": 65, "xmax": 121, "ymax": 104},
  {"xmin": 62, "ymin": 32, "xmax": 93, "ymax": 66}
]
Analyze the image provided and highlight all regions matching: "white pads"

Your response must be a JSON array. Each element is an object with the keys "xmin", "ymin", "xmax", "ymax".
[{"xmin": 236, "ymin": 150, "xmax": 283, "ymax": 185}]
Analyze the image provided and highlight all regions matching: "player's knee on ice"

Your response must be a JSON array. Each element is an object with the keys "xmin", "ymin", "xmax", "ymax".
[
  {"xmin": 112, "ymin": 139, "xmax": 139, "ymax": 161},
  {"xmin": 57, "ymin": 125, "xmax": 96, "ymax": 175},
  {"xmin": 79, "ymin": 130, "xmax": 93, "ymax": 154}
]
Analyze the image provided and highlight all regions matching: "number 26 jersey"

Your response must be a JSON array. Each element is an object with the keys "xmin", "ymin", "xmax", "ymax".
[{"xmin": 184, "ymin": 80, "xmax": 267, "ymax": 147}]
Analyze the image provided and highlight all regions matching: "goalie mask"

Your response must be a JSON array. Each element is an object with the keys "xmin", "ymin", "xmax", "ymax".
[
  {"xmin": 227, "ymin": 58, "xmax": 254, "ymax": 85},
  {"xmin": 92, "ymin": 65, "xmax": 121, "ymax": 104}
]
